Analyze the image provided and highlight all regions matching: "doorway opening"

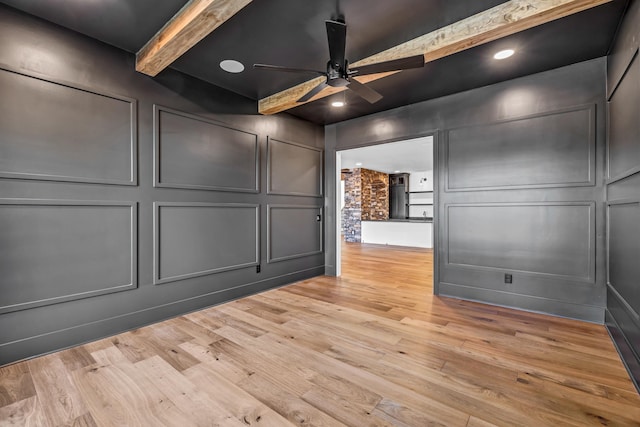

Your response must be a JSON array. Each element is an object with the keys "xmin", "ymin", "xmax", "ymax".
[{"xmin": 335, "ymin": 136, "xmax": 435, "ymax": 279}]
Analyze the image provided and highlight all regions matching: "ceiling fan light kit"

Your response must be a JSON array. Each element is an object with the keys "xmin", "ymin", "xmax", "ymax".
[
  {"xmin": 494, "ymin": 49, "xmax": 515, "ymax": 59},
  {"xmin": 254, "ymin": 19, "xmax": 424, "ymax": 106}
]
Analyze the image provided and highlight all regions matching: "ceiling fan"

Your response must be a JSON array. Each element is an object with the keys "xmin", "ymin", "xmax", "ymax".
[{"xmin": 254, "ymin": 19, "xmax": 425, "ymax": 104}]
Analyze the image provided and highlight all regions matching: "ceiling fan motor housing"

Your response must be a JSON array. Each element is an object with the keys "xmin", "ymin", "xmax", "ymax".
[{"xmin": 326, "ymin": 60, "xmax": 350, "ymax": 87}]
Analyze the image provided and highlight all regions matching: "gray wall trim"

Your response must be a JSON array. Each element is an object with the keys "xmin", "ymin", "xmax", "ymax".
[
  {"xmin": 0, "ymin": 199, "xmax": 138, "ymax": 314},
  {"xmin": 606, "ymin": 307, "xmax": 640, "ymax": 394},
  {"xmin": 608, "ymin": 47, "xmax": 638, "ymax": 102},
  {"xmin": 607, "ymin": 166, "xmax": 640, "ymax": 186},
  {"xmin": 267, "ymin": 137, "xmax": 323, "ymax": 197},
  {"xmin": 0, "ymin": 64, "xmax": 138, "ymax": 186},
  {"xmin": 606, "ymin": 49, "xmax": 640, "ymax": 183},
  {"xmin": 152, "ymin": 105, "xmax": 260, "ymax": 193},
  {"xmin": 444, "ymin": 201, "xmax": 596, "ymax": 283},
  {"xmin": 432, "ymin": 131, "xmax": 441, "ymax": 295},
  {"xmin": 440, "ymin": 282, "xmax": 604, "ymax": 323},
  {"xmin": 0, "ymin": 265, "xmax": 324, "ymax": 366},
  {"xmin": 153, "ymin": 202, "xmax": 260, "ymax": 285},
  {"xmin": 605, "ymin": 198, "xmax": 640, "ymax": 300},
  {"xmin": 443, "ymin": 104, "xmax": 596, "ymax": 192},
  {"xmin": 607, "ymin": 170, "xmax": 640, "ymax": 200},
  {"xmin": 608, "ymin": 282, "xmax": 640, "ymax": 325},
  {"xmin": 267, "ymin": 204, "xmax": 323, "ymax": 263}
]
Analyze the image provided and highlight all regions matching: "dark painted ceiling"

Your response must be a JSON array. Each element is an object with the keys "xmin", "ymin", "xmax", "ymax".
[{"xmin": 1, "ymin": 0, "xmax": 628, "ymax": 125}]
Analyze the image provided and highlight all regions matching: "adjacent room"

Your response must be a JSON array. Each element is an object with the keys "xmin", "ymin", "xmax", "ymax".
[{"xmin": 1, "ymin": 0, "xmax": 639, "ymax": 425}]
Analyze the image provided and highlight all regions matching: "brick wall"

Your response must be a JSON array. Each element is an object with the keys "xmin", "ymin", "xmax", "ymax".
[
  {"xmin": 341, "ymin": 168, "xmax": 389, "ymax": 242},
  {"xmin": 361, "ymin": 169, "xmax": 389, "ymax": 221}
]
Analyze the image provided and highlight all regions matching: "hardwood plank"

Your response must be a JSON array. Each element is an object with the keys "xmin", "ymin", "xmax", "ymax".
[
  {"xmin": 374, "ymin": 397, "xmax": 458, "ymax": 427},
  {"xmin": 301, "ymin": 386, "xmax": 392, "ymax": 427},
  {"xmin": 183, "ymin": 362, "xmax": 297, "ymax": 426},
  {"xmin": 237, "ymin": 372, "xmax": 347, "ymax": 427},
  {"xmin": 2, "ymin": 242, "xmax": 639, "ymax": 426},
  {"xmin": 71, "ymin": 361, "xmax": 194, "ymax": 426},
  {"xmin": 0, "ymin": 362, "xmax": 36, "ymax": 407},
  {"xmin": 136, "ymin": 0, "xmax": 253, "ymax": 76},
  {"xmin": 68, "ymin": 412, "xmax": 99, "ymax": 427},
  {"xmin": 28, "ymin": 355, "xmax": 88, "ymax": 425},
  {"xmin": 178, "ymin": 340, "xmax": 253, "ymax": 384},
  {"xmin": 0, "ymin": 396, "xmax": 50, "ymax": 427},
  {"xmin": 89, "ymin": 344, "xmax": 130, "ymax": 366},
  {"xmin": 136, "ymin": 355, "xmax": 247, "ymax": 426},
  {"xmin": 58, "ymin": 347, "xmax": 96, "ymax": 373},
  {"xmin": 167, "ymin": 315, "xmax": 226, "ymax": 346}
]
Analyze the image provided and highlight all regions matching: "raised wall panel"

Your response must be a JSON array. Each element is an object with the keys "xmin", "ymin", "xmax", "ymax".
[
  {"xmin": 154, "ymin": 203, "xmax": 259, "ymax": 285},
  {"xmin": 267, "ymin": 138, "xmax": 322, "ymax": 196},
  {"xmin": 267, "ymin": 205, "xmax": 322, "ymax": 263},
  {"xmin": 0, "ymin": 200, "xmax": 137, "ymax": 314},
  {"xmin": 0, "ymin": 67, "xmax": 136, "ymax": 185},
  {"xmin": 608, "ymin": 52, "xmax": 640, "ymax": 182},
  {"xmin": 607, "ymin": 200, "xmax": 640, "ymax": 313},
  {"xmin": 154, "ymin": 106, "xmax": 259, "ymax": 192},
  {"xmin": 445, "ymin": 106, "xmax": 595, "ymax": 191},
  {"xmin": 446, "ymin": 203, "xmax": 595, "ymax": 282}
]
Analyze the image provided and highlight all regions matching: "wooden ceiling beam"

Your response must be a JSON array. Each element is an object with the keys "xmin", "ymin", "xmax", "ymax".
[
  {"xmin": 136, "ymin": 0, "xmax": 252, "ymax": 77},
  {"xmin": 258, "ymin": 0, "xmax": 613, "ymax": 115}
]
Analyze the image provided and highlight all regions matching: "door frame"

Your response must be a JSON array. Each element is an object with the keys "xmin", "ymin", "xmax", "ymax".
[{"xmin": 333, "ymin": 131, "xmax": 440, "ymax": 293}]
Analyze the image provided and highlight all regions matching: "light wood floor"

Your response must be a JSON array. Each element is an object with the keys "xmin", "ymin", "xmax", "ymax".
[{"xmin": 1, "ymin": 243, "xmax": 640, "ymax": 426}]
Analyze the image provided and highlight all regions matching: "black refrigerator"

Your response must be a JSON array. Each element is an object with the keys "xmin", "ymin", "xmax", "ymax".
[{"xmin": 390, "ymin": 185, "xmax": 408, "ymax": 219}]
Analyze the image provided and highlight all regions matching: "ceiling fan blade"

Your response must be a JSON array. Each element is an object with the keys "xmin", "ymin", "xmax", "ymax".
[
  {"xmin": 350, "ymin": 54, "xmax": 425, "ymax": 76},
  {"xmin": 298, "ymin": 81, "xmax": 329, "ymax": 102},
  {"xmin": 347, "ymin": 78, "xmax": 382, "ymax": 103},
  {"xmin": 326, "ymin": 20, "xmax": 346, "ymax": 69},
  {"xmin": 253, "ymin": 64, "xmax": 326, "ymax": 75}
]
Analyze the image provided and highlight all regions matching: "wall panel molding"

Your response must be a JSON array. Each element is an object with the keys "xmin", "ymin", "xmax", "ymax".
[
  {"xmin": 267, "ymin": 204, "xmax": 323, "ymax": 263},
  {"xmin": 0, "ymin": 65, "xmax": 137, "ymax": 186},
  {"xmin": 444, "ymin": 202, "xmax": 596, "ymax": 283},
  {"xmin": 0, "ymin": 199, "xmax": 137, "ymax": 314},
  {"xmin": 154, "ymin": 202, "xmax": 260, "ymax": 285},
  {"xmin": 267, "ymin": 138, "xmax": 323, "ymax": 197},
  {"xmin": 444, "ymin": 104, "xmax": 595, "ymax": 192},
  {"xmin": 606, "ymin": 170, "xmax": 640, "ymax": 201},
  {"xmin": 606, "ymin": 199, "xmax": 640, "ymax": 316},
  {"xmin": 608, "ymin": 47, "xmax": 639, "ymax": 102},
  {"xmin": 606, "ymin": 50, "xmax": 640, "ymax": 183},
  {"xmin": 153, "ymin": 105, "xmax": 259, "ymax": 193}
]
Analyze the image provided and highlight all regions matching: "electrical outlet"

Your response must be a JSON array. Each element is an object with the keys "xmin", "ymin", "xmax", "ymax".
[
  {"xmin": 504, "ymin": 273, "xmax": 512, "ymax": 284},
  {"xmin": 256, "ymin": 265, "xmax": 261, "ymax": 273}
]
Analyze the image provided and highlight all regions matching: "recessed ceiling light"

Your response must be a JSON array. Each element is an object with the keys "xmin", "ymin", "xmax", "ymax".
[
  {"xmin": 355, "ymin": 162, "xmax": 362, "ymax": 166},
  {"xmin": 394, "ymin": 170, "xmax": 400, "ymax": 173},
  {"xmin": 220, "ymin": 59, "xmax": 245, "ymax": 73},
  {"xmin": 331, "ymin": 101, "xmax": 345, "ymax": 108},
  {"xmin": 494, "ymin": 49, "xmax": 515, "ymax": 60}
]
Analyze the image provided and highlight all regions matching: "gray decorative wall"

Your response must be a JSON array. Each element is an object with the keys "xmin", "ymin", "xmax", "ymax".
[
  {"xmin": 0, "ymin": 5, "xmax": 323, "ymax": 366},
  {"xmin": 605, "ymin": 0, "xmax": 640, "ymax": 392},
  {"xmin": 325, "ymin": 57, "xmax": 607, "ymax": 323}
]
